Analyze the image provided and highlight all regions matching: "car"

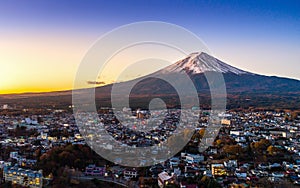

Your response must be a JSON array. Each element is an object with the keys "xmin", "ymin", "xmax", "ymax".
[
  {"xmin": 184, "ymin": 173, "xmax": 195, "ymax": 178},
  {"xmin": 258, "ymin": 163, "xmax": 268, "ymax": 170},
  {"xmin": 124, "ymin": 176, "xmax": 131, "ymax": 180},
  {"xmin": 235, "ymin": 172, "xmax": 247, "ymax": 179},
  {"xmin": 286, "ymin": 169, "xmax": 295, "ymax": 175},
  {"xmin": 247, "ymin": 176, "xmax": 259, "ymax": 181},
  {"xmin": 289, "ymin": 175, "xmax": 298, "ymax": 181},
  {"xmin": 272, "ymin": 172, "xmax": 284, "ymax": 178},
  {"xmin": 268, "ymin": 177, "xmax": 283, "ymax": 183},
  {"xmin": 294, "ymin": 180, "xmax": 300, "ymax": 185},
  {"xmin": 251, "ymin": 169, "xmax": 258, "ymax": 175},
  {"xmin": 203, "ymin": 170, "xmax": 212, "ymax": 177},
  {"xmin": 257, "ymin": 171, "xmax": 268, "ymax": 177}
]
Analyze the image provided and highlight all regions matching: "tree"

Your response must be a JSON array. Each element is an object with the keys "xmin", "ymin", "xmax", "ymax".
[
  {"xmin": 267, "ymin": 145, "xmax": 281, "ymax": 156},
  {"xmin": 291, "ymin": 111, "xmax": 298, "ymax": 120},
  {"xmin": 251, "ymin": 139, "xmax": 270, "ymax": 154},
  {"xmin": 199, "ymin": 129, "xmax": 205, "ymax": 137},
  {"xmin": 215, "ymin": 139, "xmax": 223, "ymax": 148},
  {"xmin": 200, "ymin": 176, "xmax": 221, "ymax": 188},
  {"xmin": 38, "ymin": 144, "xmax": 106, "ymax": 177},
  {"xmin": 222, "ymin": 144, "xmax": 243, "ymax": 156}
]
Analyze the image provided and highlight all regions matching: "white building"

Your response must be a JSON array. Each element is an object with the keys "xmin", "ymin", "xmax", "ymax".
[
  {"xmin": 4, "ymin": 165, "xmax": 43, "ymax": 188},
  {"xmin": 123, "ymin": 168, "xmax": 137, "ymax": 179}
]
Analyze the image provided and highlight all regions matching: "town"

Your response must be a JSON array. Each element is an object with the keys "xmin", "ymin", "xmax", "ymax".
[{"xmin": 0, "ymin": 104, "xmax": 300, "ymax": 188}]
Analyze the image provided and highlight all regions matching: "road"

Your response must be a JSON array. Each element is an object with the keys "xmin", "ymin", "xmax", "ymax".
[{"xmin": 72, "ymin": 175, "xmax": 139, "ymax": 188}]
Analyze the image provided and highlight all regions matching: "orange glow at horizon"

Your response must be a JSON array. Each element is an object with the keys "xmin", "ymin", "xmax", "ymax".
[
  {"xmin": 0, "ymin": 30, "xmax": 185, "ymax": 94},
  {"xmin": 0, "ymin": 32, "xmax": 92, "ymax": 94}
]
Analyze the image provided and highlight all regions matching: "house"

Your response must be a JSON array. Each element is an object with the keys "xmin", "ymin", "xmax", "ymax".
[
  {"xmin": 169, "ymin": 157, "xmax": 180, "ymax": 167},
  {"xmin": 209, "ymin": 148, "xmax": 218, "ymax": 155},
  {"xmin": 211, "ymin": 164, "xmax": 227, "ymax": 176},
  {"xmin": 85, "ymin": 164, "xmax": 105, "ymax": 176},
  {"xmin": 184, "ymin": 166, "xmax": 199, "ymax": 178},
  {"xmin": 3, "ymin": 165, "xmax": 43, "ymax": 188},
  {"xmin": 158, "ymin": 172, "xmax": 176, "ymax": 188},
  {"xmin": 269, "ymin": 163, "xmax": 282, "ymax": 170},
  {"xmin": 123, "ymin": 168, "xmax": 138, "ymax": 179},
  {"xmin": 224, "ymin": 160, "xmax": 238, "ymax": 169},
  {"xmin": 9, "ymin": 151, "xmax": 19, "ymax": 160},
  {"xmin": 185, "ymin": 154, "xmax": 204, "ymax": 164},
  {"xmin": 235, "ymin": 136, "xmax": 246, "ymax": 143},
  {"xmin": 203, "ymin": 170, "xmax": 212, "ymax": 177},
  {"xmin": 221, "ymin": 119, "xmax": 231, "ymax": 125},
  {"xmin": 0, "ymin": 161, "xmax": 11, "ymax": 169},
  {"xmin": 270, "ymin": 130, "xmax": 289, "ymax": 138},
  {"xmin": 230, "ymin": 130, "xmax": 241, "ymax": 136},
  {"xmin": 235, "ymin": 167, "xmax": 247, "ymax": 179}
]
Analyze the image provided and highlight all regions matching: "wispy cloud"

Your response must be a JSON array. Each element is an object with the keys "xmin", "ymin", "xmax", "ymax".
[{"xmin": 86, "ymin": 81, "xmax": 105, "ymax": 85}]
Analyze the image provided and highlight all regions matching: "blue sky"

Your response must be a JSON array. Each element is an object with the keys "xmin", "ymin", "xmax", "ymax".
[{"xmin": 0, "ymin": 0, "xmax": 299, "ymax": 93}]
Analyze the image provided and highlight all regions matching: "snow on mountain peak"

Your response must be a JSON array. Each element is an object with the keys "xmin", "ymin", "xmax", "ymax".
[{"xmin": 159, "ymin": 52, "xmax": 250, "ymax": 75}]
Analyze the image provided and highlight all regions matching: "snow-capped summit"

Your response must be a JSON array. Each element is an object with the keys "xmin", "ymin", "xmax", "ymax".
[{"xmin": 158, "ymin": 52, "xmax": 251, "ymax": 75}]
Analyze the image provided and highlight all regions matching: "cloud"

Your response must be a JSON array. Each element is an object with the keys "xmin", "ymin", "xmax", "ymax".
[{"xmin": 86, "ymin": 81, "xmax": 106, "ymax": 85}]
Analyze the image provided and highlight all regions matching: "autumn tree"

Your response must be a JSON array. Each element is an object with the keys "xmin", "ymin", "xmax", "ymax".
[
  {"xmin": 251, "ymin": 139, "xmax": 270, "ymax": 152},
  {"xmin": 215, "ymin": 139, "xmax": 223, "ymax": 148},
  {"xmin": 267, "ymin": 145, "xmax": 281, "ymax": 156},
  {"xmin": 222, "ymin": 144, "xmax": 243, "ymax": 156}
]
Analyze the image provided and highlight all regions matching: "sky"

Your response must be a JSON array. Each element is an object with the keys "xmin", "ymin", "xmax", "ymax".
[{"xmin": 0, "ymin": 0, "xmax": 300, "ymax": 94}]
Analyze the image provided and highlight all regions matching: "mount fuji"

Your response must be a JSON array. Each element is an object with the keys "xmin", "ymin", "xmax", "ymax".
[
  {"xmin": 92, "ymin": 52, "xmax": 300, "ymax": 109},
  {"xmin": 1, "ymin": 52, "xmax": 300, "ymax": 109}
]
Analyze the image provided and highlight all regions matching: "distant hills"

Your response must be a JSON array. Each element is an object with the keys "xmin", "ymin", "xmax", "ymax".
[{"xmin": 1, "ymin": 52, "xmax": 300, "ymax": 110}]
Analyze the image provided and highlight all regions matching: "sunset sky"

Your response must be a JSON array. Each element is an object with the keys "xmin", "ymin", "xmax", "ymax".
[{"xmin": 1, "ymin": 0, "xmax": 300, "ymax": 94}]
